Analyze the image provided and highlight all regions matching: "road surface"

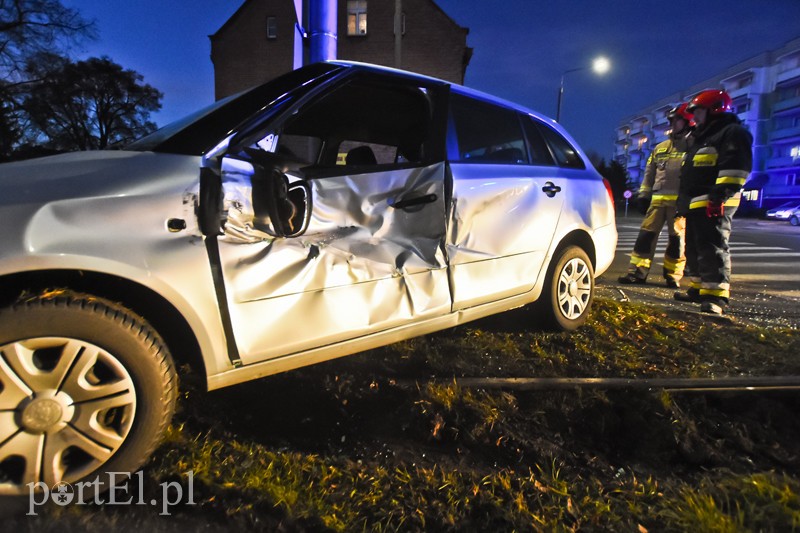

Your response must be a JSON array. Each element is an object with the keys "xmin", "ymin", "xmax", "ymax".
[{"xmin": 597, "ymin": 213, "xmax": 800, "ymax": 329}]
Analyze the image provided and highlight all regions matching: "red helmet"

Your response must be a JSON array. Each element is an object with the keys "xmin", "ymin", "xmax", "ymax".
[
  {"xmin": 687, "ymin": 89, "xmax": 733, "ymax": 115},
  {"xmin": 668, "ymin": 103, "xmax": 695, "ymax": 127}
]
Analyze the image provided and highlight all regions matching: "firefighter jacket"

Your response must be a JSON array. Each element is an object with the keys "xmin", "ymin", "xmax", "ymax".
[
  {"xmin": 638, "ymin": 133, "xmax": 691, "ymax": 206},
  {"xmin": 677, "ymin": 113, "xmax": 753, "ymax": 215}
]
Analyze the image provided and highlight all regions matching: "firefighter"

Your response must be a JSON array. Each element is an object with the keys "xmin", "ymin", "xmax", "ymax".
[
  {"xmin": 618, "ymin": 103, "xmax": 693, "ymax": 288},
  {"xmin": 673, "ymin": 89, "xmax": 753, "ymax": 315}
]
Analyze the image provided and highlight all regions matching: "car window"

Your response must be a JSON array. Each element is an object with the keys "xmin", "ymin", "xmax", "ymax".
[
  {"xmin": 534, "ymin": 120, "xmax": 586, "ymax": 169},
  {"xmin": 272, "ymin": 78, "xmax": 434, "ymax": 171},
  {"xmin": 521, "ymin": 115, "xmax": 556, "ymax": 166},
  {"xmin": 271, "ymin": 133, "xmax": 323, "ymax": 165},
  {"xmin": 449, "ymin": 93, "xmax": 528, "ymax": 164},
  {"xmin": 337, "ymin": 140, "xmax": 397, "ymax": 165}
]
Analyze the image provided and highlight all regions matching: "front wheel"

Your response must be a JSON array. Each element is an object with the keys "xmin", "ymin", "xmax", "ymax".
[
  {"xmin": 0, "ymin": 292, "xmax": 177, "ymax": 496},
  {"xmin": 536, "ymin": 246, "xmax": 594, "ymax": 331},
  {"xmin": 790, "ymin": 215, "xmax": 800, "ymax": 227}
]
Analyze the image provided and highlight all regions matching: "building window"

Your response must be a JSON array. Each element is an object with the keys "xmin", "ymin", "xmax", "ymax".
[
  {"xmin": 777, "ymin": 85, "xmax": 800, "ymax": 100},
  {"xmin": 775, "ymin": 116, "xmax": 792, "ymax": 129},
  {"xmin": 347, "ymin": 0, "xmax": 368, "ymax": 36},
  {"xmin": 788, "ymin": 173, "xmax": 798, "ymax": 186},
  {"xmin": 779, "ymin": 55, "xmax": 800, "ymax": 72},
  {"xmin": 734, "ymin": 74, "xmax": 753, "ymax": 90},
  {"xmin": 266, "ymin": 16, "xmax": 277, "ymax": 39}
]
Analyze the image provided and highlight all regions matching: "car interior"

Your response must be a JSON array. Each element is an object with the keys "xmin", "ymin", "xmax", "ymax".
[{"xmin": 272, "ymin": 78, "xmax": 435, "ymax": 176}]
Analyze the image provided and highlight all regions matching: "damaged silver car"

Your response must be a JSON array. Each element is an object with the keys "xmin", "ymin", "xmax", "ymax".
[{"xmin": 0, "ymin": 61, "xmax": 616, "ymax": 494}]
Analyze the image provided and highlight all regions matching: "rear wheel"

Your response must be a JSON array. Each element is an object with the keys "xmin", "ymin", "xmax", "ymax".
[
  {"xmin": 537, "ymin": 246, "xmax": 594, "ymax": 331},
  {"xmin": 0, "ymin": 292, "xmax": 177, "ymax": 496}
]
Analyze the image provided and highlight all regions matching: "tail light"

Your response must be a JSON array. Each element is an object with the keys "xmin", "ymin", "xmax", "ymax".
[{"xmin": 602, "ymin": 178, "xmax": 615, "ymax": 208}]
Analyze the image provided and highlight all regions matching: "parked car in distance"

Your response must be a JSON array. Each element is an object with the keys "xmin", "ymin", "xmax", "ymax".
[
  {"xmin": 765, "ymin": 201, "xmax": 800, "ymax": 220},
  {"xmin": 0, "ymin": 61, "xmax": 616, "ymax": 495}
]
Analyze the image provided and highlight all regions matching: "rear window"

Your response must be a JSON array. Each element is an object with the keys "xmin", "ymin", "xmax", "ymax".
[
  {"xmin": 521, "ymin": 116, "xmax": 556, "ymax": 166},
  {"xmin": 533, "ymin": 119, "xmax": 585, "ymax": 169}
]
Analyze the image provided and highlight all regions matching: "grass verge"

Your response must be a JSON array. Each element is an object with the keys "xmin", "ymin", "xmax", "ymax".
[{"xmin": 10, "ymin": 297, "xmax": 800, "ymax": 531}]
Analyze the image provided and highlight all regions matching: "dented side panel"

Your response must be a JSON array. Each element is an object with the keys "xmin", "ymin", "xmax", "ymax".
[
  {"xmin": 217, "ymin": 162, "xmax": 450, "ymax": 363},
  {"xmin": 446, "ymin": 163, "xmax": 566, "ymax": 310}
]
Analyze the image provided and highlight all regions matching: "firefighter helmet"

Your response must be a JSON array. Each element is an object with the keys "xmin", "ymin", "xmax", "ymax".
[
  {"xmin": 687, "ymin": 90, "xmax": 733, "ymax": 115},
  {"xmin": 667, "ymin": 103, "xmax": 695, "ymax": 127}
]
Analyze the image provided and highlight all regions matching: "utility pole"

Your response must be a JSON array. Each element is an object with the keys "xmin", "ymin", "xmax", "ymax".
[
  {"xmin": 309, "ymin": 0, "xmax": 337, "ymax": 63},
  {"xmin": 394, "ymin": 0, "xmax": 402, "ymax": 69}
]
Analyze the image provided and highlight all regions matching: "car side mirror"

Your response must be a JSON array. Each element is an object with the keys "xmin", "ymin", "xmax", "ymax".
[{"xmin": 252, "ymin": 164, "xmax": 311, "ymax": 238}]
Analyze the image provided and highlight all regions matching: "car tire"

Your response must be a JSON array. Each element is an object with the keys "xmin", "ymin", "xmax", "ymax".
[
  {"xmin": 790, "ymin": 215, "xmax": 800, "ymax": 227},
  {"xmin": 537, "ymin": 245, "xmax": 594, "ymax": 331},
  {"xmin": 0, "ymin": 291, "xmax": 177, "ymax": 496}
]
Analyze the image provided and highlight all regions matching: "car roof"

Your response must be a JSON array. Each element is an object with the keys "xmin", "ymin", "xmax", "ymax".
[
  {"xmin": 326, "ymin": 60, "xmax": 561, "ymax": 128},
  {"xmin": 326, "ymin": 61, "xmax": 590, "ymax": 164}
]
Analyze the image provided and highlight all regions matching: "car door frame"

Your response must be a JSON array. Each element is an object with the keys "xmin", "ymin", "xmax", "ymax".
[
  {"xmin": 199, "ymin": 67, "xmax": 454, "ymax": 366},
  {"xmin": 444, "ymin": 92, "xmax": 567, "ymax": 311}
]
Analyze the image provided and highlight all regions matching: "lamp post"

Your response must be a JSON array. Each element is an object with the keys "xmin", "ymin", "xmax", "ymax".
[{"xmin": 556, "ymin": 56, "xmax": 610, "ymax": 122}]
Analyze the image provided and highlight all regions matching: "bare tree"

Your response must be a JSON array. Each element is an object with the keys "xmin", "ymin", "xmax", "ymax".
[
  {"xmin": 1, "ymin": 0, "xmax": 95, "ymax": 158},
  {"xmin": 23, "ymin": 55, "xmax": 162, "ymax": 151},
  {"xmin": 1, "ymin": 0, "xmax": 96, "ymax": 81}
]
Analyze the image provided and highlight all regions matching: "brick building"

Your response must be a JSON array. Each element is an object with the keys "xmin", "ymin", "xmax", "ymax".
[{"xmin": 210, "ymin": 0, "xmax": 472, "ymax": 100}]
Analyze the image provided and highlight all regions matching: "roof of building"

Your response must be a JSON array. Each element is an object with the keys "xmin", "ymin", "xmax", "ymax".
[{"xmin": 210, "ymin": 0, "xmax": 469, "ymax": 40}]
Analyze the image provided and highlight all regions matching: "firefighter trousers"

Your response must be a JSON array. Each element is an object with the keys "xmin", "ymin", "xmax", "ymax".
[
  {"xmin": 626, "ymin": 203, "xmax": 686, "ymax": 282},
  {"xmin": 684, "ymin": 205, "xmax": 737, "ymax": 305}
]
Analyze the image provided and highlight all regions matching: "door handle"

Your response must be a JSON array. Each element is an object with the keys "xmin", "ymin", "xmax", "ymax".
[
  {"xmin": 389, "ymin": 193, "xmax": 438, "ymax": 210},
  {"xmin": 542, "ymin": 181, "xmax": 562, "ymax": 198}
]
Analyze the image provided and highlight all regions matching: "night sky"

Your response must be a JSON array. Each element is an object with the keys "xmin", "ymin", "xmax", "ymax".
[{"xmin": 63, "ymin": 0, "xmax": 800, "ymax": 159}]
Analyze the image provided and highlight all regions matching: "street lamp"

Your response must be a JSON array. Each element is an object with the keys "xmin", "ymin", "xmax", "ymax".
[{"xmin": 556, "ymin": 56, "xmax": 611, "ymax": 122}]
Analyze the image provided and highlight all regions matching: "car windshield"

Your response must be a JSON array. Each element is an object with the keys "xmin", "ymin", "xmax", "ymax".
[{"xmin": 126, "ymin": 63, "xmax": 343, "ymax": 156}]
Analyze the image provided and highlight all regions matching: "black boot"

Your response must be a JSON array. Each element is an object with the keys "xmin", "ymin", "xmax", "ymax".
[
  {"xmin": 673, "ymin": 288, "xmax": 700, "ymax": 303},
  {"xmin": 700, "ymin": 297, "xmax": 727, "ymax": 315},
  {"xmin": 700, "ymin": 301, "xmax": 724, "ymax": 315},
  {"xmin": 618, "ymin": 273, "xmax": 646, "ymax": 285}
]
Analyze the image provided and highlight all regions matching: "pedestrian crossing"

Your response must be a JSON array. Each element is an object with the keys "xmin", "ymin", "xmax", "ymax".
[{"xmin": 615, "ymin": 223, "xmax": 800, "ymax": 283}]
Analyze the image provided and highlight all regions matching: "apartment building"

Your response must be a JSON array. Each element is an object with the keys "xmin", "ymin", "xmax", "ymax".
[
  {"xmin": 615, "ymin": 36, "xmax": 800, "ymax": 215},
  {"xmin": 210, "ymin": 0, "xmax": 472, "ymax": 100}
]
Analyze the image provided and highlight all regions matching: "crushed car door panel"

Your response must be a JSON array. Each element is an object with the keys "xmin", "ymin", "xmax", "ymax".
[
  {"xmin": 447, "ymin": 164, "xmax": 566, "ymax": 310},
  {"xmin": 210, "ymin": 75, "xmax": 451, "ymax": 364},
  {"xmin": 217, "ymin": 163, "xmax": 449, "ymax": 363}
]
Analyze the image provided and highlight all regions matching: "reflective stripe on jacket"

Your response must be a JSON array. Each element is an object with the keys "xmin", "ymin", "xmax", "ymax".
[
  {"xmin": 688, "ymin": 192, "xmax": 742, "ymax": 211},
  {"xmin": 638, "ymin": 134, "xmax": 690, "ymax": 203},
  {"xmin": 677, "ymin": 114, "xmax": 753, "ymax": 213}
]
